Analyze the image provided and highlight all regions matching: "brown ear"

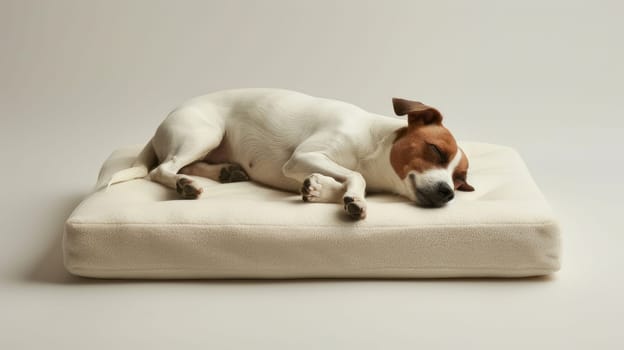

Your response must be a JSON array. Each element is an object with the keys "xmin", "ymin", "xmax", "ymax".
[
  {"xmin": 392, "ymin": 98, "xmax": 443, "ymax": 126},
  {"xmin": 454, "ymin": 179, "xmax": 475, "ymax": 192}
]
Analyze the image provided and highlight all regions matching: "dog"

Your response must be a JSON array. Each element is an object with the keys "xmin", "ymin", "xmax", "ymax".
[{"xmin": 108, "ymin": 89, "xmax": 474, "ymax": 219}]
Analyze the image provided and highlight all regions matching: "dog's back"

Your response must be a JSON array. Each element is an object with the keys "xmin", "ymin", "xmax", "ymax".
[{"xmin": 172, "ymin": 89, "xmax": 379, "ymax": 190}]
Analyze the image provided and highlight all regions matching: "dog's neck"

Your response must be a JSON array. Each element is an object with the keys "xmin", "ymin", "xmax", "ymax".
[{"xmin": 357, "ymin": 115, "xmax": 411, "ymax": 197}]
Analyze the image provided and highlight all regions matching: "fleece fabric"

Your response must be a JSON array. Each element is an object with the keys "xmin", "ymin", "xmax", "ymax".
[{"xmin": 63, "ymin": 142, "xmax": 560, "ymax": 278}]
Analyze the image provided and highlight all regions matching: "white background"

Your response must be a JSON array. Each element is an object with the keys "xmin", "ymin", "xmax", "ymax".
[{"xmin": 1, "ymin": 0, "xmax": 623, "ymax": 348}]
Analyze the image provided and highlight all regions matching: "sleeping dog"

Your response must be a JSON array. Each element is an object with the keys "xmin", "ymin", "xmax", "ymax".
[{"xmin": 108, "ymin": 89, "xmax": 474, "ymax": 219}]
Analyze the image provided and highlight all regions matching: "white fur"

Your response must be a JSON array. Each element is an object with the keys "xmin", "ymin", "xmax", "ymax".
[
  {"xmin": 302, "ymin": 173, "xmax": 344, "ymax": 203},
  {"xmin": 108, "ymin": 89, "xmax": 450, "ymax": 217}
]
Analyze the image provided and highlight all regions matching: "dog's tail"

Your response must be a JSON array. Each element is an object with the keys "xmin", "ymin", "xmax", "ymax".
[{"xmin": 106, "ymin": 139, "xmax": 157, "ymax": 191}]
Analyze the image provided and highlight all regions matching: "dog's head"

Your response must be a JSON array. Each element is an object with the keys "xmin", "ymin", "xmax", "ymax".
[{"xmin": 390, "ymin": 98, "xmax": 474, "ymax": 207}]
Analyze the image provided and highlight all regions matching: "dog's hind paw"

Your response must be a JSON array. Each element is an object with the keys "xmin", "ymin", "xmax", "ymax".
[
  {"xmin": 176, "ymin": 177, "xmax": 203, "ymax": 199},
  {"xmin": 219, "ymin": 164, "xmax": 249, "ymax": 183},
  {"xmin": 343, "ymin": 196, "xmax": 367, "ymax": 220}
]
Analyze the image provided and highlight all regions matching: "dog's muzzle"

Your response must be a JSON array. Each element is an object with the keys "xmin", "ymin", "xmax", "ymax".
[{"xmin": 410, "ymin": 175, "xmax": 454, "ymax": 207}]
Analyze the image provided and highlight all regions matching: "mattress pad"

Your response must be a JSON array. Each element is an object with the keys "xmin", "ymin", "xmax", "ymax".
[{"xmin": 63, "ymin": 142, "xmax": 560, "ymax": 278}]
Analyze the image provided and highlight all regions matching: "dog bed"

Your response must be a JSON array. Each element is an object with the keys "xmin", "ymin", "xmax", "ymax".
[{"xmin": 63, "ymin": 142, "xmax": 560, "ymax": 279}]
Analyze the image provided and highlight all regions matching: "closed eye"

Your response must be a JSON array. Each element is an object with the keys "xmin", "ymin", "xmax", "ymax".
[{"xmin": 428, "ymin": 143, "xmax": 447, "ymax": 163}]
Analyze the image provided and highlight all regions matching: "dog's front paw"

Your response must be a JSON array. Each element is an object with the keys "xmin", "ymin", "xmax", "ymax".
[
  {"xmin": 301, "ymin": 174, "xmax": 345, "ymax": 203},
  {"xmin": 343, "ymin": 196, "xmax": 367, "ymax": 220},
  {"xmin": 176, "ymin": 177, "xmax": 203, "ymax": 199},
  {"xmin": 301, "ymin": 174, "xmax": 324, "ymax": 202},
  {"xmin": 219, "ymin": 164, "xmax": 249, "ymax": 183}
]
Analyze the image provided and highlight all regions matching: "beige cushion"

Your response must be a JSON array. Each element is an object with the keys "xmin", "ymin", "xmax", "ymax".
[{"xmin": 63, "ymin": 142, "xmax": 560, "ymax": 278}]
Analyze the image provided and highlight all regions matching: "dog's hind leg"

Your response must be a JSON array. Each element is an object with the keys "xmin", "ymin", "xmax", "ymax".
[
  {"xmin": 148, "ymin": 107, "xmax": 225, "ymax": 199},
  {"xmin": 179, "ymin": 162, "xmax": 249, "ymax": 183}
]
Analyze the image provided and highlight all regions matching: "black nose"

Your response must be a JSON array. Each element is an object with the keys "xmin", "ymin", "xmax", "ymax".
[
  {"xmin": 436, "ymin": 182, "xmax": 454, "ymax": 203},
  {"xmin": 416, "ymin": 182, "xmax": 456, "ymax": 207}
]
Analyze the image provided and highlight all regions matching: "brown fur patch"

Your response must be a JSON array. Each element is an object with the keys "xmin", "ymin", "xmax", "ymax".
[
  {"xmin": 390, "ymin": 98, "xmax": 474, "ymax": 191},
  {"xmin": 392, "ymin": 98, "xmax": 443, "ymax": 126},
  {"xmin": 390, "ymin": 124, "xmax": 458, "ymax": 179},
  {"xmin": 453, "ymin": 148, "xmax": 474, "ymax": 191}
]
